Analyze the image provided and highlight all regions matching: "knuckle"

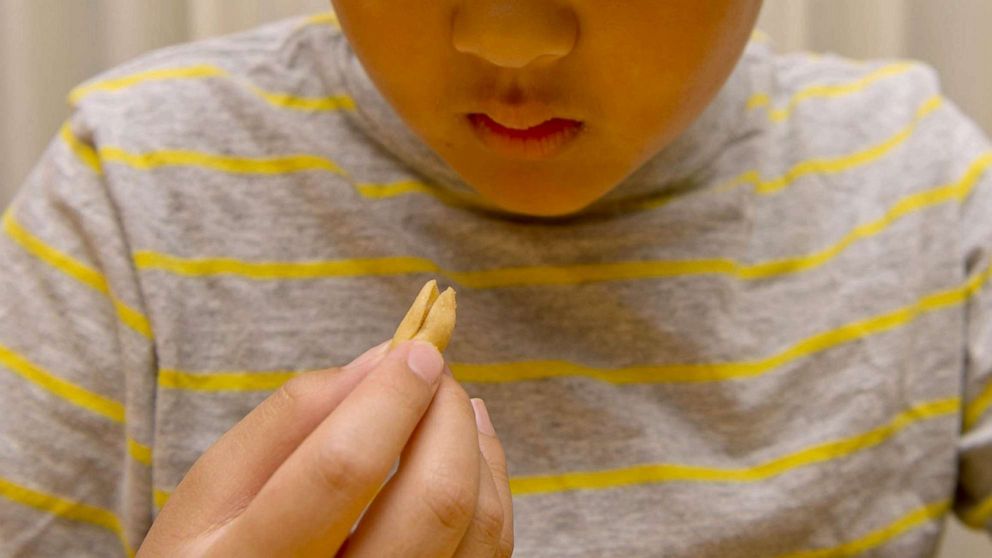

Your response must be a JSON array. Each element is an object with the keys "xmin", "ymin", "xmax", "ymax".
[
  {"xmin": 373, "ymin": 374, "xmax": 426, "ymax": 417},
  {"xmin": 274, "ymin": 374, "xmax": 312, "ymax": 409},
  {"xmin": 423, "ymin": 477, "xmax": 478, "ymax": 531},
  {"xmin": 463, "ymin": 532, "xmax": 501, "ymax": 558},
  {"xmin": 472, "ymin": 497, "xmax": 506, "ymax": 545},
  {"xmin": 480, "ymin": 451, "xmax": 511, "ymax": 494},
  {"xmin": 485, "ymin": 453, "xmax": 510, "ymax": 487},
  {"xmin": 312, "ymin": 442, "xmax": 380, "ymax": 494}
]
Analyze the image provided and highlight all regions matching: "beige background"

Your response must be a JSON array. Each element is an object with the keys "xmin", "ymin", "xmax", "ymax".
[{"xmin": 0, "ymin": 1, "xmax": 990, "ymax": 555}]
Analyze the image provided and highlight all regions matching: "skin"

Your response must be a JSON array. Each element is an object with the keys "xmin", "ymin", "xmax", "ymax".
[{"xmin": 331, "ymin": 0, "xmax": 764, "ymax": 217}]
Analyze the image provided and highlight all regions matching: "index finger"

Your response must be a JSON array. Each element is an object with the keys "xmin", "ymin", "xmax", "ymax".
[
  {"xmin": 145, "ymin": 341, "xmax": 390, "ymax": 544},
  {"xmin": 211, "ymin": 340, "xmax": 447, "ymax": 557}
]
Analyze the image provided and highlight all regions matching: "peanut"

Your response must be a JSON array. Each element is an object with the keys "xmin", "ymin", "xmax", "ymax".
[{"xmin": 391, "ymin": 280, "xmax": 457, "ymax": 352}]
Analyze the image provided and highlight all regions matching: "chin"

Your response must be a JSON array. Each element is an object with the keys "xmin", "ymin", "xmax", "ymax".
[
  {"xmin": 448, "ymin": 157, "xmax": 622, "ymax": 218},
  {"xmin": 478, "ymin": 189, "xmax": 604, "ymax": 218}
]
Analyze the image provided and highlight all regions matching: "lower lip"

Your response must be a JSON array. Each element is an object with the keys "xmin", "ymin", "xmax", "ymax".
[{"xmin": 467, "ymin": 113, "xmax": 584, "ymax": 160}]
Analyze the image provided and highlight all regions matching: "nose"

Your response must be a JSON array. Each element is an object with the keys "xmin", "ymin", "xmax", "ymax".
[{"xmin": 451, "ymin": 1, "xmax": 579, "ymax": 69}]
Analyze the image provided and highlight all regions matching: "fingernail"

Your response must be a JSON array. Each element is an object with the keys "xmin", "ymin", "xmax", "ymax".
[
  {"xmin": 472, "ymin": 399, "xmax": 496, "ymax": 436},
  {"xmin": 406, "ymin": 341, "xmax": 444, "ymax": 385},
  {"xmin": 471, "ymin": 398, "xmax": 496, "ymax": 436},
  {"xmin": 343, "ymin": 340, "xmax": 391, "ymax": 371}
]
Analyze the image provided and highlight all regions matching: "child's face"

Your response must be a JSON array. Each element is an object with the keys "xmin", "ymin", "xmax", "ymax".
[{"xmin": 331, "ymin": 1, "xmax": 763, "ymax": 217}]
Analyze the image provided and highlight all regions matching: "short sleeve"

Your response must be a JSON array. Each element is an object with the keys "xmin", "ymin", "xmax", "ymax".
[
  {"xmin": 949, "ymin": 96, "xmax": 992, "ymax": 532},
  {"xmin": 0, "ymin": 112, "xmax": 157, "ymax": 556}
]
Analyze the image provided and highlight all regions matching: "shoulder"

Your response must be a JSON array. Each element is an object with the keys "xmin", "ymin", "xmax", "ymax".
[
  {"xmin": 66, "ymin": 13, "xmax": 351, "ymax": 151},
  {"xmin": 748, "ymin": 41, "xmax": 988, "ymax": 186},
  {"xmin": 754, "ymin": 45, "xmax": 940, "ymax": 135}
]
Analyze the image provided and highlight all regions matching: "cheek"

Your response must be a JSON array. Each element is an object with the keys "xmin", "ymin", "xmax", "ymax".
[
  {"xmin": 335, "ymin": 2, "xmax": 453, "ymax": 98},
  {"xmin": 587, "ymin": 28, "xmax": 744, "ymax": 149},
  {"xmin": 585, "ymin": 60, "xmax": 689, "ymax": 149},
  {"xmin": 349, "ymin": 37, "xmax": 452, "ymax": 121}
]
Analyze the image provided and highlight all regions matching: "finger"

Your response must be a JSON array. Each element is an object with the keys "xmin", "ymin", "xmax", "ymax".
[
  {"xmin": 451, "ymin": 447, "xmax": 504, "ymax": 558},
  {"xmin": 150, "ymin": 341, "xmax": 390, "ymax": 538},
  {"xmin": 213, "ymin": 340, "xmax": 447, "ymax": 557},
  {"xmin": 472, "ymin": 399, "xmax": 515, "ymax": 558},
  {"xmin": 342, "ymin": 374, "xmax": 480, "ymax": 558}
]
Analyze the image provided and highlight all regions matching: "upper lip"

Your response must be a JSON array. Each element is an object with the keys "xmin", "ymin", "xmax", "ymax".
[{"xmin": 473, "ymin": 102, "xmax": 579, "ymax": 130}]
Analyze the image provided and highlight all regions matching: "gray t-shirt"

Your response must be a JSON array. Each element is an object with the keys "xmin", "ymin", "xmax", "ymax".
[{"xmin": 2, "ymin": 13, "xmax": 992, "ymax": 558}]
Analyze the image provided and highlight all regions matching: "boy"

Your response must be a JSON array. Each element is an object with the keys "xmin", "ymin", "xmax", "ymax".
[{"xmin": 2, "ymin": 0, "xmax": 991, "ymax": 556}]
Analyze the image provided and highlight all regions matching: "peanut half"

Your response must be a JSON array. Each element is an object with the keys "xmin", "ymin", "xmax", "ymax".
[{"xmin": 390, "ymin": 280, "xmax": 457, "ymax": 352}]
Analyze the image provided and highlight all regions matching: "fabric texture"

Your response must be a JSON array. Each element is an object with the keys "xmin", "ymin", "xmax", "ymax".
[{"xmin": 1, "ymin": 12, "xmax": 992, "ymax": 557}]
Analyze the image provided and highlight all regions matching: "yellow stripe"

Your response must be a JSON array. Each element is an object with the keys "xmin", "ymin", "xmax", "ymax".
[
  {"xmin": 750, "ymin": 29, "xmax": 772, "ymax": 44},
  {"xmin": 3, "ymin": 210, "xmax": 108, "ymax": 293},
  {"xmin": 303, "ymin": 12, "xmax": 341, "ymax": 29},
  {"xmin": 355, "ymin": 180, "xmax": 471, "ymax": 206},
  {"xmin": 60, "ymin": 120, "xmax": 347, "ymax": 179},
  {"xmin": 135, "ymin": 252, "xmax": 439, "ymax": 280},
  {"xmin": 68, "ymin": 63, "xmax": 354, "ymax": 114},
  {"xmin": 153, "ymin": 488, "xmax": 172, "ymax": 509},
  {"xmin": 130, "ymin": 250, "xmax": 738, "ymax": 286},
  {"xmin": 748, "ymin": 92, "xmax": 772, "ymax": 111},
  {"xmin": 112, "ymin": 300, "xmax": 153, "ymax": 339},
  {"xmin": 774, "ymin": 500, "xmax": 950, "ymax": 558},
  {"xmin": 0, "ymin": 341, "xmax": 125, "ymax": 423},
  {"xmin": 2, "ymin": 211, "xmax": 153, "ymax": 339},
  {"xmin": 357, "ymin": 180, "xmax": 442, "ymax": 199},
  {"xmin": 99, "ymin": 146, "xmax": 345, "ymax": 176},
  {"xmin": 246, "ymin": 84, "xmax": 355, "ymax": 112},
  {"xmin": 618, "ymin": 190, "xmax": 681, "ymax": 214},
  {"xmin": 69, "ymin": 65, "xmax": 227, "ymax": 106},
  {"xmin": 0, "ymin": 475, "xmax": 135, "ymax": 557},
  {"xmin": 59, "ymin": 122, "xmax": 103, "ymax": 174},
  {"xmin": 749, "ymin": 63, "xmax": 917, "ymax": 123},
  {"xmin": 115, "ymin": 254, "xmax": 782, "ymax": 289},
  {"xmin": 129, "ymin": 150, "xmax": 992, "ymax": 288},
  {"xmin": 158, "ymin": 368, "xmax": 299, "ymax": 392},
  {"xmin": 724, "ymin": 95, "xmax": 944, "ymax": 195},
  {"xmin": 964, "ymin": 380, "xmax": 992, "ymax": 432},
  {"xmin": 961, "ymin": 492, "xmax": 992, "ymax": 528},
  {"xmin": 510, "ymin": 398, "xmax": 957, "ymax": 495},
  {"xmin": 127, "ymin": 438, "xmax": 153, "ymax": 466}
]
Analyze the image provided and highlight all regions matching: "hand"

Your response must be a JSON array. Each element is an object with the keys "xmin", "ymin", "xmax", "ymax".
[{"xmin": 138, "ymin": 340, "xmax": 514, "ymax": 557}]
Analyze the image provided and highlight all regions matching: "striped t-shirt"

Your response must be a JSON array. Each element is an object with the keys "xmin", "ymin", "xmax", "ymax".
[{"xmin": 2, "ymin": 12, "xmax": 992, "ymax": 558}]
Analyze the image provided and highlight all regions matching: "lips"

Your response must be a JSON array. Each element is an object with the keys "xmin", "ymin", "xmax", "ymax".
[{"xmin": 467, "ymin": 113, "xmax": 584, "ymax": 160}]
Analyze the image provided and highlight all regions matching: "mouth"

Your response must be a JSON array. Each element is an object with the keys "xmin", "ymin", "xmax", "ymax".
[{"xmin": 466, "ymin": 113, "xmax": 585, "ymax": 160}]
